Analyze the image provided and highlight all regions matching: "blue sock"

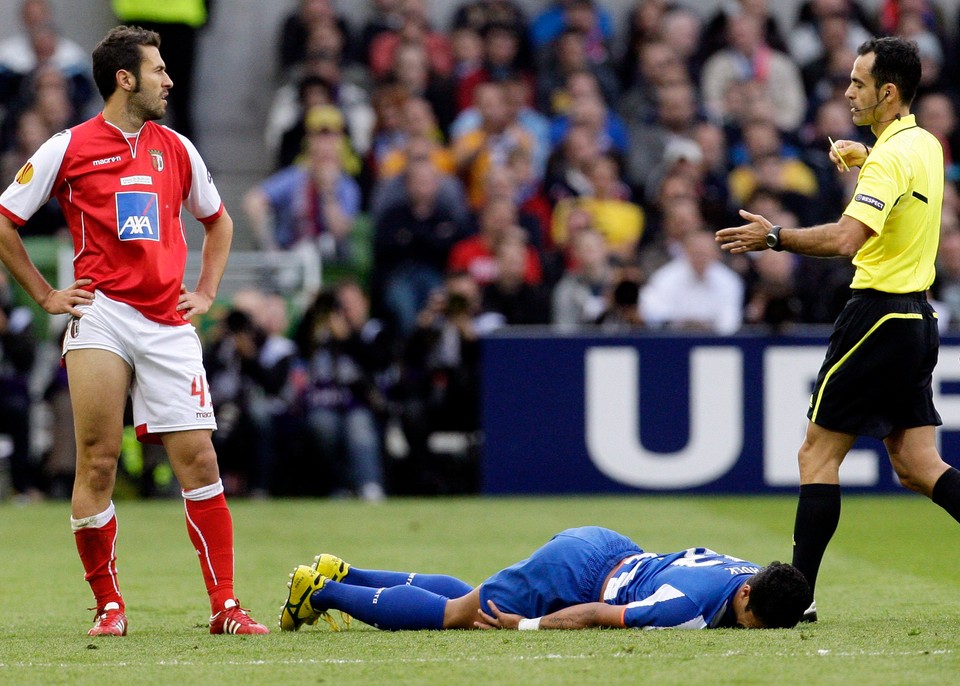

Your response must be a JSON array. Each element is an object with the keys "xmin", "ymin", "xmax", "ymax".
[
  {"xmin": 312, "ymin": 581, "xmax": 447, "ymax": 630},
  {"xmin": 344, "ymin": 568, "xmax": 473, "ymax": 598}
]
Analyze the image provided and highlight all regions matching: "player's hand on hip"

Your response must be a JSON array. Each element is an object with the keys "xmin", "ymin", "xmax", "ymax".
[
  {"xmin": 715, "ymin": 210, "xmax": 773, "ymax": 254},
  {"xmin": 475, "ymin": 600, "xmax": 521, "ymax": 630},
  {"xmin": 43, "ymin": 278, "xmax": 94, "ymax": 317},
  {"xmin": 176, "ymin": 283, "xmax": 213, "ymax": 321}
]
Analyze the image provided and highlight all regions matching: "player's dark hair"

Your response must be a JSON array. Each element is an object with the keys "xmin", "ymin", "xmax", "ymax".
[
  {"xmin": 857, "ymin": 36, "xmax": 921, "ymax": 107},
  {"xmin": 745, "ymin": 562, "xmax": 812, "ymax": 629},
  {"xmin": 92, "ymin": 26, "xmax": 161, "ymax": 101}
]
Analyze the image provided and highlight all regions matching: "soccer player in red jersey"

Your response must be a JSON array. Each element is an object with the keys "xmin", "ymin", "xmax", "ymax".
[{"xmin": 0, "ymin": 26, "xmax": 268, "ymax": 636}]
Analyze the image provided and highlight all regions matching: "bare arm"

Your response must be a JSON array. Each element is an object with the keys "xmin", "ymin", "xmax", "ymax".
[
  {"xmin": 0, "ymin": 214, "xmax": 92, "ymax": 316},
  {"xmin": 476, "ymin": 600, "xmax": 625, "ymax": 630},
  {"xmin": 715, "ymin": 210, "xmax": 873, "ymax": 258},
  {"xmin": 178, "ymin": 208, "xmax": 233, "ymax": 321}
]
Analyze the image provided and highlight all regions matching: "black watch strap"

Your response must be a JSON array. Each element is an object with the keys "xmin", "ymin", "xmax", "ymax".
[{"xmin": 765, "ymin": 225, "xmax": 784, "ymax": 251}]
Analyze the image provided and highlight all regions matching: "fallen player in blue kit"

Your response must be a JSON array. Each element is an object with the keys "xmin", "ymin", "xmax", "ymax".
[{"xmin": 280, "ymin": 526, "xmax": 812, "ymax": 631}]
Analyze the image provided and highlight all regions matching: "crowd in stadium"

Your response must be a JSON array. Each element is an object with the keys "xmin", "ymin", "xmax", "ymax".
[{"xmin": 2, "ymin": 0, "xmax": 960, "ymax": 503}]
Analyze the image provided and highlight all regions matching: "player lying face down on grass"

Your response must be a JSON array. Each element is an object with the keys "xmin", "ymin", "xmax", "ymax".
[{"xmin": 281, "ymin": 526, "xmax": 812, "ymax": 631}]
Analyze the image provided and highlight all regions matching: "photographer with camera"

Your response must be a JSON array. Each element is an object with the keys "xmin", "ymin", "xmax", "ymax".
[
  {"xmin": 294, "ymin": 282, "xmax": 391, "ymax": 501},
  {"xmin": 392, "ymin": 271, "xmax": 486, "ymax": 494}
]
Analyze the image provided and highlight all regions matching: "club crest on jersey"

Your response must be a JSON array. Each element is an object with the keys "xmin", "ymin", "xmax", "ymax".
[
  {"xmin": 116, "ymin": 191, "xmax": 160, "ymax": 241},
  {"xmin": 149, "ymin": 148, "xmax": 164, "ymax": 172}
]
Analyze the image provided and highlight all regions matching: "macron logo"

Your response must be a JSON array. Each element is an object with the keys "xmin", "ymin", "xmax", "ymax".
[
  {"xmin": 93, "ymin": 156, "xmax": 122, "ymax": 167},
  {"xmin": 855, "ymin": 193, "xmax": 885, "ymax": 211}
]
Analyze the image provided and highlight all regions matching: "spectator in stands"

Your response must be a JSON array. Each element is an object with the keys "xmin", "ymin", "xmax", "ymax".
[
  {"xmin": 240, "ymin": 291, "xmax": 299, "ymax": 497},
  {"xmin": 393, "ymin": 271, "xmax": 484, "ymax": 494},
  {"xmin": 916, "ymin": 92, "xmax": 960, "ymax": 183},
  {"xmin": 530, "ymin": 0, "xmax": 615, "ymax": 55},
  {"xmin": 935, "ymin": 227, "xmax": 960, "ymax": 331},
  {"xmin": 697, "ymin": 0, "xmax": 789, "ymax": 65},
  {"xmin": 727, "ymin": 118, "xmax": 819, "ymax": 222},
  {"xmin": 743, "ymin": 249, "xmax": 802, "ymax": 332},
  {"xmin": 448, "ymin": 197, "xmax": 542, "ymax": 288},
  {"xmin": 626, "ymin": 81, "xmax": 702, "ymax": 196},
  {"xmin": 0, "ymin": 108, "xmax": 65, "ymax": 237},
  {"xmin": 295, "ymin": 283, "xmax": 390, "ymax": 502},
  {"xmin": 373, "ymin": 159, "xmax": 466, "ymax": 336},
  {"xmin": 0, "ymin": 269, "xmax": 40, "ymax": 501},
  {"xmin": 800, "ymin": 14, "xmax": 863, "ymax": 119},
  {"xmin": 637, "ymin": 196, "xmax": 710, "ymax": 281},
  {"xmin": 700, "ymin": 13, "xmax": 807, "ymax": 132},
  {"xmin": 378, "ymin": 97, "xmax": 455, "ymax": 179},
  {"xmin": 536, "ymin": 30, "xmax": 619, "ymax": 117},
  {"xmin": 640, "ymin": 229, "xmax": 744, "ymax": 335},
  {"xmin": 617, "ymin": 41, "xmax": 690, "ymax": 130},
  {"xmin": 450, "ymin": 26, "xmax": 486, "ymax": 113},
  {"xmin": 276, "ymin": 0, "xmax": 352, "ymax": 74},
  {"xmin": 789, "ymin": 0, "xmax": 873, "ymax": 70},
  {"xmin": 386, "ymin": 40, "xmax": 456, "ymax": 137},
  {"xmin": 544, "ymin": 123, "xmax": 598, "ymax": 204},
  {"xmin": 552, "ymin": 227, "xmax": 616, "ymax": 330},
  {"xmin": 244, "ymin": 105, "xmax": 362, "ymax": 267},
  {"xmin": 452, "ymin": 81, "xmax": 536, "ymax": 210},
  {"xmin": 481, "ymin": 236, "xmax": 552, "ymax": 326},
  {"xmin": 370, "ymin": 134, "xmax": 469, "ymax": 226},
  {"xmin": 357, "ymin": 0, "xmax": 404, "ymax": 65},
  {"xmin": 369, "ymin": 0, "xmax": 453, "ymax": 81},
  {"xmin": 204, "ymin": 305, "xmax": 273, "ymax": 496},
  {"xmin": 552, "ymin": 154, "xmax": 642, "ymax": 263},
  {"xmin": 800, "ymin": 99, "xmax": 863, "ymax": 221},
  {"xmin": 549, "ymin": 89, "xmax": 629, "ymax": 161},
  {"xmin": 266, "ymin": 51, "xmax": 375, "ymax": 165},
  {"xmin": 111, "ymin": 0, "xmax": 209, "ymax": 140},
  {"xmin": 452, "ymin": 73, "xmax": 550, "ymax": 181},
  {"xmin": 0, "ymin": 0, "xmax": 94, "ymax": 133},
  {"xmin": 594, "ymin": 262, "xmax": 646, "ymax": 332}
]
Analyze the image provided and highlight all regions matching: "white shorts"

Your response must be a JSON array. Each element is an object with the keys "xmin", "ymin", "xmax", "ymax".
[{"xmin": 62, "ymin": 290, "xmax": 217, "ymax": 444}]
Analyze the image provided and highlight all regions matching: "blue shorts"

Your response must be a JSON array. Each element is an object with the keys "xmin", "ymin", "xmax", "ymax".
[{"xmin": 479, "ymin": 527, "xmax": 642, "ymax": 617}]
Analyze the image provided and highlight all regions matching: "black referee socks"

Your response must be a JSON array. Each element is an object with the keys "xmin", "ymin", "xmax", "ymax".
[
  {"xmin": 791, "ymin": 483, "xmax": 842, "ymax": 595},
  {"xmin": 932, "ymin": 467, "xmax": 960, "ymax": 524}
]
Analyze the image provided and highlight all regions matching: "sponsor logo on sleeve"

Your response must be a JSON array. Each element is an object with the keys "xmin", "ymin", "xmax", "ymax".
[
  {"xmin": 116, "ymin": 191, "xmax": 160, "ymax": 241},
  {"xmin": 14, "ymin": 162, "xmax": 33, "ymax": 184},
  {"xmin": 854, "ymin": 193, "xmax": 885, "ymax": 211}
]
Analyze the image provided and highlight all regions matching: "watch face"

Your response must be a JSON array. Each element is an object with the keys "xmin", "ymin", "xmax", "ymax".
[{"xmin": 766, "ymin": 233, "xmax": 777, "ymax": 248}]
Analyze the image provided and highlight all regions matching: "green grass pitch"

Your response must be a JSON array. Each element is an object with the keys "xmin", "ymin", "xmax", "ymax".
[{"xmin": 2, "ymin": 495, "xmax": 959, "ymax": 685}]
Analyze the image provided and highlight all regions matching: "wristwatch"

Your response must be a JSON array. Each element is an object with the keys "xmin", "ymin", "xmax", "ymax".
[{"xmin": 765, "ymin": 225, "xmax": 784, "ymax": 251}]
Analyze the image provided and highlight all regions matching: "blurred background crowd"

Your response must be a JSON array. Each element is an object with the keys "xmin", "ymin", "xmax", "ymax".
[{"xmin": 2, "ymin": 0, "xmax": 960, "ymax": 503}]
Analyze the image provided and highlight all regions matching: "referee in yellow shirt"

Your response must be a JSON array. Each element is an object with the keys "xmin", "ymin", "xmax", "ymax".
[{"xmin": 716, "ymin": 37, "xmax": 959, "ymax": 622}]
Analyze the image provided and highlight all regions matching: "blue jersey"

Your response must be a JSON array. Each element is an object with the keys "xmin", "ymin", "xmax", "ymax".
[
  {"xmin": 604, "ymin": 548, "xmax": 760, "ymax": 629},
  {"xmin": 479, "ymin": 527, "xmax": 759, "ymax": 630}
]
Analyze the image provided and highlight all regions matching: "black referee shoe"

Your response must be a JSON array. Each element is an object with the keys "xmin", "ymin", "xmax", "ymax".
[{"xmin": 799, "ymin": 601, "xmax": 818, "ymax": 623}]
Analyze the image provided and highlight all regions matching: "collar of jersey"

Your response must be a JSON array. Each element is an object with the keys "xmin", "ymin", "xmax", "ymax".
[{"xmin": 875, "ymin": 113, "xmax": 917, "ymax": 147}]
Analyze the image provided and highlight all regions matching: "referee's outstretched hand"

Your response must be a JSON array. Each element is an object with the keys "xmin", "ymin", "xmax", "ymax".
[{"xmin": 715, "ymin": 210, "xmax": 773, "ymax": 254}]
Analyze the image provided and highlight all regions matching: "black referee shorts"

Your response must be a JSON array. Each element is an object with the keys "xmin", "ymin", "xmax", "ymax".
[{"xmin": 807, "ymin": 289, "xmax": 942, "ymax": 439}]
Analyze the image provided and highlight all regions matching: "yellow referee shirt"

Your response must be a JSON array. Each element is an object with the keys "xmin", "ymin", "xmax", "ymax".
[{"xmin": 843, "ymin": 114, "xmax": 944, "ymax": 293}]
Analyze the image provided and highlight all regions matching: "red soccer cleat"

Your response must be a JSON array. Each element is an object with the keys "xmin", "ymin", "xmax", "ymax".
[
  {"xmin": 88, "ymin": 602, "xmax": 128, "ymax": 636},
  {"xmin": 209, "ymin": 599, "xmax": 270, "ymax": 635}
]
